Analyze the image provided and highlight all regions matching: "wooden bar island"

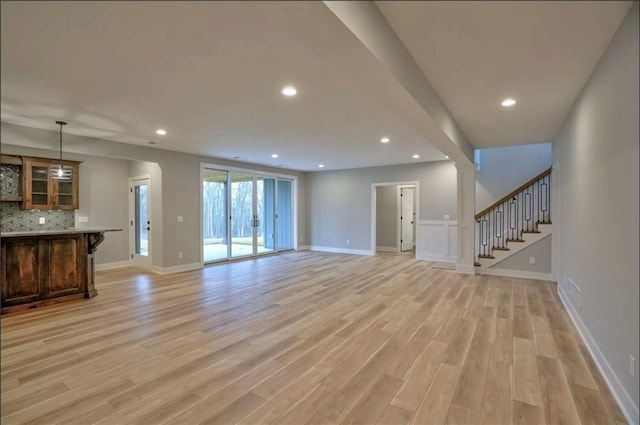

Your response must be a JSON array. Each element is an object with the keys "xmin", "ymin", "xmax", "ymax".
[{"xmin": 0, "ymin": 227, "xmax": 121, "ymax": 314}]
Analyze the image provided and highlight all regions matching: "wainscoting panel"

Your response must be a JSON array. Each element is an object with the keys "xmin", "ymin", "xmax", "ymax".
[{"xmin": 416, "ymin": 220, "xmax": 457, "ymax": 262}]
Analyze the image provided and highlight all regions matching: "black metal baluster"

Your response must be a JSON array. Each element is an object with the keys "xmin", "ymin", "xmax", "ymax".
[
  {"xmin": 540, "ymin": 176, "xmax": 549, "ymax": 223},
  {"xmin": 548, "ymin": 174, "xmax": 551, "ymax": 222},
  {"xmin": 476, "ymin": 219, "xmax": 480, "ymax": 261},
  {"xmin": 501, "ymin": 207, "xmax": 504, "ymax": 248},
  {"xmin": 519, "ymin": 192, "xmax": 523, "ymax": 239}
]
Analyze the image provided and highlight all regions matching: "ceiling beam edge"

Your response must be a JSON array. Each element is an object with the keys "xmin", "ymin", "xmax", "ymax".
[{"xmin": 324, "ymin": 0, "xmax": 474, "ymax": 165}]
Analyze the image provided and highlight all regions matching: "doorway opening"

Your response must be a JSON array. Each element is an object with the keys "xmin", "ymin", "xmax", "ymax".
[
  {"xmin": 129, "ymin": 175, "xmax": 152, "ymax": 268},
  {"xmin": 371, "ymin": 181, "xmax": 419, "ymax": 255}
]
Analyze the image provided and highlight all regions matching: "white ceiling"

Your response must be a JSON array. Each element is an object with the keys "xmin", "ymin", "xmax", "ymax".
[
  {"xmin": 376, "ymin": 1, "xmax": 632, "ymax": 148},
  {"xmin": 1, "ymin": 1, "xmax": 632, "ymax": 170}
]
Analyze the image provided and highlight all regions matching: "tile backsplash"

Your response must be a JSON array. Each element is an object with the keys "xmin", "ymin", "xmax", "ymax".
[{"xmin": 0, "ymin": 202, "xmax": 74, "ymax": 232}]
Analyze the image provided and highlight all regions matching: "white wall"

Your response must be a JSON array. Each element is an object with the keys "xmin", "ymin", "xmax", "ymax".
[
  {"xmin": 493, "ymin": 236, "xmax": 551, "ymax": 274},
  {"xmin": 416, "ymin": 220, "xmax": 457, "ymax": 263},
  {"xmin": 376, "ymin": 185, "xmax": 397, "ymax": 250},
  {"xmin": 475, "ymin": 142, "xmax": 552, "ymax": 211},
  {"xmin": 306, "ymin": 160, "xmax": 456, "ymax": 252},
  {"xmin": 553, "ymin": 3, "xmax": 639, "ymax": 422}
]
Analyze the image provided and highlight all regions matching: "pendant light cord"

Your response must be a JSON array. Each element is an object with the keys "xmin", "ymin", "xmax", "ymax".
[{"xmin": 55, "ymin": 120, "xmax": 67, "ymax": 166}]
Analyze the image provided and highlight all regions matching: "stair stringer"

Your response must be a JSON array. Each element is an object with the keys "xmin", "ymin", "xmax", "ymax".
[{"xmin": 476, "ymin": 223, "xmax": 552, "ymax": 273}]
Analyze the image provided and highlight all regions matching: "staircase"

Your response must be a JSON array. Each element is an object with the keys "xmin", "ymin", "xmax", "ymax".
[{"xmin": 475, "ymin": 168, "xmax": 552, "ymax": 272}]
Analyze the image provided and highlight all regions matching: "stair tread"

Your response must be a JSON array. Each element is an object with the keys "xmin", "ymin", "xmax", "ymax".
[
  {"xmin": 492, "ymin": 247, "xmax": 510, "ymax": 251},
  {"xmin": 506, "ymin": 238, "xmax": 525, "ymax": 243},
  {"xmin": 522, "ymin": 230, "xmax": 541, "ymax": 234},
  {"xmin": 537, "ymin": 221, "xmax": 552, "ymax": 224},
  {"xmin": 474, "ymin": 262, "xmax": 481, "ymax": 267},
  {"xmin": 478, "ymin": 255, "xmax": 495, "ymax": 259}
]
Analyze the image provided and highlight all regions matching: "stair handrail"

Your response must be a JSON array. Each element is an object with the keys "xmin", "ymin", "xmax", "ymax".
[{"xmin": 475, "ymin": 167, "xmax": 552, "ymax": 220}]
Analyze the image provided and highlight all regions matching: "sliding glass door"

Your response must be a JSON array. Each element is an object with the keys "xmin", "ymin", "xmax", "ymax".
[
  {"xmin": 230, "ymin": 172, "xmax": 255, "ymax": 259},
  {"xmin": 277, "ymin": 179, "xmax": 293, "ymax": 250},
  {"xmin": 202, "ymin": 167, "xmax": 294, "ymax": 264},
  {"xmin": 257, "ymin": 177, "xmax": 276, "ymax": 255},
  {"xmin": 202, "ymin": 170, "xmax": 228, "ymax": 262}
]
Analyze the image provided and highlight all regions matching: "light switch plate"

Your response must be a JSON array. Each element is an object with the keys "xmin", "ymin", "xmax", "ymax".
[
  {"xmin": 79, "ymin": 216, "xmax": 89, "ymax": 223},
  {"xmin": 177, "ymin": 216, "xmax": 184, "ymax": 222}
]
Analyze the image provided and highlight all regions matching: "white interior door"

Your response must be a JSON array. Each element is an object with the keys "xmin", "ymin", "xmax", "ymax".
[
  {"xmin": 400, "ymin": 187, "xmax": 416, "ymax": 252},
  {"xmin": 129, "ymin": 177, "xmax": 152, "ymax": 267}
]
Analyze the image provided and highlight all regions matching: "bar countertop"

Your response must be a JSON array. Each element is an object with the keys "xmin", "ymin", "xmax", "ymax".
[{"xmin": 0, "ymin": 227, "xmax": 123, "ymax": 238}]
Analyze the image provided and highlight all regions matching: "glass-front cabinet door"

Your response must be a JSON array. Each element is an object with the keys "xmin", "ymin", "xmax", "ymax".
[
  {"xmin": 52, "ymin": 163, "xmax": 79, "ymax": 210},
  {"xmin": 24, "ymin": 159, "xmax": 52, "ymax": 209}
]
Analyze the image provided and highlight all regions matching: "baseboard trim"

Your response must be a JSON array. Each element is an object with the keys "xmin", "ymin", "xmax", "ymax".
[
  {"xmin": 455, "ymin": 264, "xmax": 476, "ymax": 275},
  {"xmin": 376, "ymin": 246, "xmax": 398, "ymax": 253},
  {"xmin": 308, "ymin": 246, "xmax": 374, "ymax": 256},
  {"xmin": 150, "ymin": 262, "xmax": 203, "ymax": 275},
  {"xmin": 416, "ymin": 253, "xmax": 456, "ymax": 263},
  {"xmin": 481, "ymin": 268, "xmax": 552, "ymax": 281},
  {"xmin": 558, "ymin": 287, "xmax": 639, "ymax": 425},
  {"xmin": 95, "ymin": 260, "xmax": 133, "ymax": 271}
]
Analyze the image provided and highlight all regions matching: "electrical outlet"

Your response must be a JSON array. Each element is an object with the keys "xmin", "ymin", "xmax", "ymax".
[
  {"xmin": 630, "ymin": 355, "xmax": 636, "ymax": 378},
  {"xmin": 346, "ymin": 239, "xmax": 350, "ymax": 245},
  {"xmin": 443, "ymin": 214, "xmax": 450, "ymax": 221},
  {"xmin": 79, "ymin": 216, "xmax": 89, "ymax": 223},
  {"xmin": 178, "ymin": 252, "xmax": 183, "ymax": 259},
  {"xmin": 39, "ymin": 217, "xmax": 45, "ymax": 224},
  {"xmin": 177, "ymin": 216, "xmax": 183, "ymax": 222},
  {"xmin": 530, "ymin": 257, "xmax": 536, "ymax": 264}
]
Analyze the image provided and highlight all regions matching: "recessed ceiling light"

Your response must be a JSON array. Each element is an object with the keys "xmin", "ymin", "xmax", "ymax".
[
  {"xmin": 318, "ymin": 164, "xmax": 325, "ymax": 168},
  {"xmin": 412, "ymin": 154, "xmax": 420, "ymax": 159},
  {"xmin": 281, "ymin": 86, "xmax": 297, "ymax": 97},
  {"xmin": 380, "ymin": 137, "xmax": 390, "ymax": 143},
  {"xmin": 445, "ymin": 155, "xmax": 449, "ymax": 159},
  {"xmin": 271, "ymin": 153, "xmax": 279, "ymax": 158},
  {"xmin": 501, "ymin": 98, "xmax": 516, "ymax": 107},
  {"xmin": 155, "ymin": 129, "xmax": 167, "ymax": 135}
]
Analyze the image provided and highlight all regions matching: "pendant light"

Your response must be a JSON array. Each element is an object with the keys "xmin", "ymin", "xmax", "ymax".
[{"xmin": 50, "ymin": 120, "xmax": 73, "ymax": 180}]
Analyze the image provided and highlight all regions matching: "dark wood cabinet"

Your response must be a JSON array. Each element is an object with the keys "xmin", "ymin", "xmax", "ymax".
[
  {"xmin": 1, "ymin": 240, "xmax": 42, "ymax": 305},
  {"xmin": 22, "ymin": 157, "xmax": 80, "ymax": 210},
  {"xmin": 1, "ymin": 234, "xmax": 89, "ymax": 311},
  {"xmin": 42, "ymin": 236, "xmax": 86, "ymax": 297}
]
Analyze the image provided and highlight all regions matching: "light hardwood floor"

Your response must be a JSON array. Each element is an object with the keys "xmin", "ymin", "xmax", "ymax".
[{"xmin": 1, "ymin": 251, "xmax": 627, "ymax": 425}]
